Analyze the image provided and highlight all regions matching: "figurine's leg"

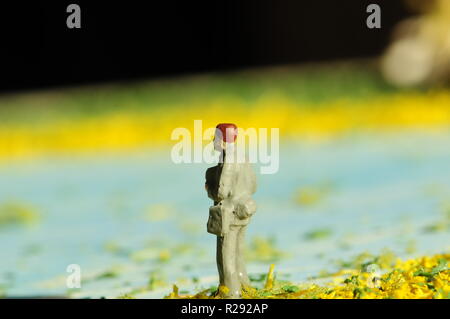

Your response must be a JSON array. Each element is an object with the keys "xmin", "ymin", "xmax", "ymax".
[
  {"xmin": 216, "ymin": 235, "xmax": 225, "ymax": 286},
  {"xmin": 221, "ymin": 227, "xmax": 240, "ymax": 298},
  {"xmin": 236, "ymin": 225, "xmax": 251, "ymax": 287}
]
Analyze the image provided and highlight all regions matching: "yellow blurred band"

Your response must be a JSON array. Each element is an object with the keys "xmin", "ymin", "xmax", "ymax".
[{"xmin": 1, "ymin": 90, "xmax": 449, "ymax": 160}]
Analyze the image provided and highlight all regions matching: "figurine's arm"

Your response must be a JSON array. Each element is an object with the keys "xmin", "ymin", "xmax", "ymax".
[
  {"xmin": 247, "ymin": 163, "xmax": 257, "ymax": 195},
  {"xmin": 217, "ymin": 162, "xmax": 235, "ymax": 200},
  {"xmin": 233, "ymin": 163, "xmax": 257, "ymax": 219},
  {"xmin": 205, "ymin": 167, "xmax": 216, "ymax": 201}
]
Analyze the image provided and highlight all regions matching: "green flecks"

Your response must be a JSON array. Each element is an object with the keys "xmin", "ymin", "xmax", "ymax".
[
  {"xmin": 414, "ymin": 258, "xmax": 448, "ymax": 278},
  {"xmin": 95, "ymin": 271, "xmax": 118, "ymax": 280},
  {"xmin": 103, "ymin": 241, "xmax": 130, "ymax": 256},
  {"xmin": 208, "ymin": 286, "xmax": 218, "ymax": 294},
  {"xmin": 148, "ymin": 271, "xmax": 167, "ymax": 291},
  {"xmin": 304, "ymin": 228, "xmax": 333, "ymax": 241},
  {"xmin": 293, "ymin": 182, "xmax": 335, "ymax": 207},
  {"xmin": 344, "ymin": 275, "xmax": 360, "ymax": 285},
  {"xmin": 22, "ymin": 244, "xmax": 42, "ymax": 256},
  {"xmin": 249, "ymin": 273, "xmax": 267, "ymax": 283},
  {"xmin": 352, "ymin": 287, "xmax": 364, "ymax": 298},
  {"xmin": 308, "ymin": 269, "xmax": 334, "ymax": 280},
  {"xmin": 245, "ymin": 237, "xmax": 286, "ymax": 262},
  {"xmin": 0, "ymin": 201, "xmax": 40, "ymax": 229},
  {"xmin": 423, "ymin": 204, "xmax": 450, "ymax": 233},
  {"xmin": 0, "ymin": 284, "xmax": 7, "ymax": 298},
  {"xmin": 282, "ymin": 285, "xmax": 299, "ymax": 293},
  {"xmin": 89, "ymin": 265, "xmax": 125, "ymax": 282},
  {"xmin": 164, "ymin": 253, "xmax": 450, "ymax": 299},
  {"xmin": 337, "ymin": 249, "xmax": 396, "ymax": 271}
]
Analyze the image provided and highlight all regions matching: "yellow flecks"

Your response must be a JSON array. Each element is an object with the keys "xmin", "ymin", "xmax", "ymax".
[
  {"xmin": 264, "ymin": 264, "xmax": 275, "ymax": 289},
  {"xmin": 158, "ymin": 250, "xmax": 171, "ymax": 263},
  {"xmin": 143, "ymin": 204, "xmax": 173, "ymax": 222},
  {"xmin": 319, "ymin": 253, "xmax": 450, "ymax": 299},
  {"xmin": 294, "ymin": 188, "xmax": 325, "ymax": 206},
  {"xmin": 0, "ymin": 201, "xmax": 40, "ymax": 228},
  {"xmin": 147, "ymin": 271, "xmax": 167, "ymax": 291},
  {"xmin": 218, "ymin": 285, "xmax": 230, "ymax": 297},
  {"xmin": 245, "ymin": 237, "xmax": 286, "ymax": 262},
  {"xmin": 165, "ymin": 285, "xmax": 180, "ymax": 299},
  {"xmin": 294, "ymin": 182, "xmax": 336, "ymax": 207},
  {"xmin": 130, "ymin": 247, "xmax": 158, "ymax": 262},
  {"xmin": 304, "ymin": 228, "xmax": 333, "ymax": 241}
]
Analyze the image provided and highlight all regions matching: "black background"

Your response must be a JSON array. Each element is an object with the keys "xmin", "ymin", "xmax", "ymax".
[
  {"xmin": 0, "ymin": 0, "xmax": 412, "ymax": 92},
  {"xmin": 0, "ymin": 299, "xmax": 445, "ymax": 316}
]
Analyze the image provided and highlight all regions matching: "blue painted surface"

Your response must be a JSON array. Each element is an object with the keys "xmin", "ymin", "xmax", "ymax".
[{"xmin": 0, "ymin": 130, "xmax": 449, "ymax": 298}]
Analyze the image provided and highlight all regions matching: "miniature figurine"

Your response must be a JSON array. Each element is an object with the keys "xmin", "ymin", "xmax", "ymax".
[{"xmin": 205, "ymin": 123, "xmax": 257, "ymax": 298}]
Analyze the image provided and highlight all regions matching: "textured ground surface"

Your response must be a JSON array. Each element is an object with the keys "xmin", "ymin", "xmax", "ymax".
[{"xmin": 0, "ymin": 63, "xmax": 449, "ymax": 298}]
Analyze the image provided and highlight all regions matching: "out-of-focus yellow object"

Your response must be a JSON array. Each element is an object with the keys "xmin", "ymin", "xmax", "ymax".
[
  {"xmin": 382, "ymin": 0, "xmax": 450, "ymax": 87},
  {"xmin": 1, "ymin": 90, "xmax": 450, "ymax": 161}
]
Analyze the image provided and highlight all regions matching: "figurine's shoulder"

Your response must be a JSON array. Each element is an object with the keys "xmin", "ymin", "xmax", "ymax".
[
  {"xmin": 205, "ymin": 165, "xmax": 222, "ymax": 182},
  {"xmin": 206, "ymin": 164, "xmax": 220, "ymax": 175}
]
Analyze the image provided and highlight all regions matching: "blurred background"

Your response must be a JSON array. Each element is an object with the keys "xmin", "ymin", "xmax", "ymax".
[{"xmin": 0, "ymin": 0, "xmax": 449, "ymax": 298}]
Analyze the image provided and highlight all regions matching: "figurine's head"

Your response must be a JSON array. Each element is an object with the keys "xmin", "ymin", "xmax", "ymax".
[{"xmin": 214, "ymin": 123, "xmax": 237, "ymax": 152}]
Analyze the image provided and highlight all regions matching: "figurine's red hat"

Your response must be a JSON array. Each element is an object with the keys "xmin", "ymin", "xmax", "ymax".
[{"xmin": 215, "ymin": 123, "xmax": 238, "ymax": 143}]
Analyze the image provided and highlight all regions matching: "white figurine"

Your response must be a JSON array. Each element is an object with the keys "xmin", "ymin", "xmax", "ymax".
[{"xmin": 205, "ymin": 123, "xmax": 257, "ymax": 298}]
